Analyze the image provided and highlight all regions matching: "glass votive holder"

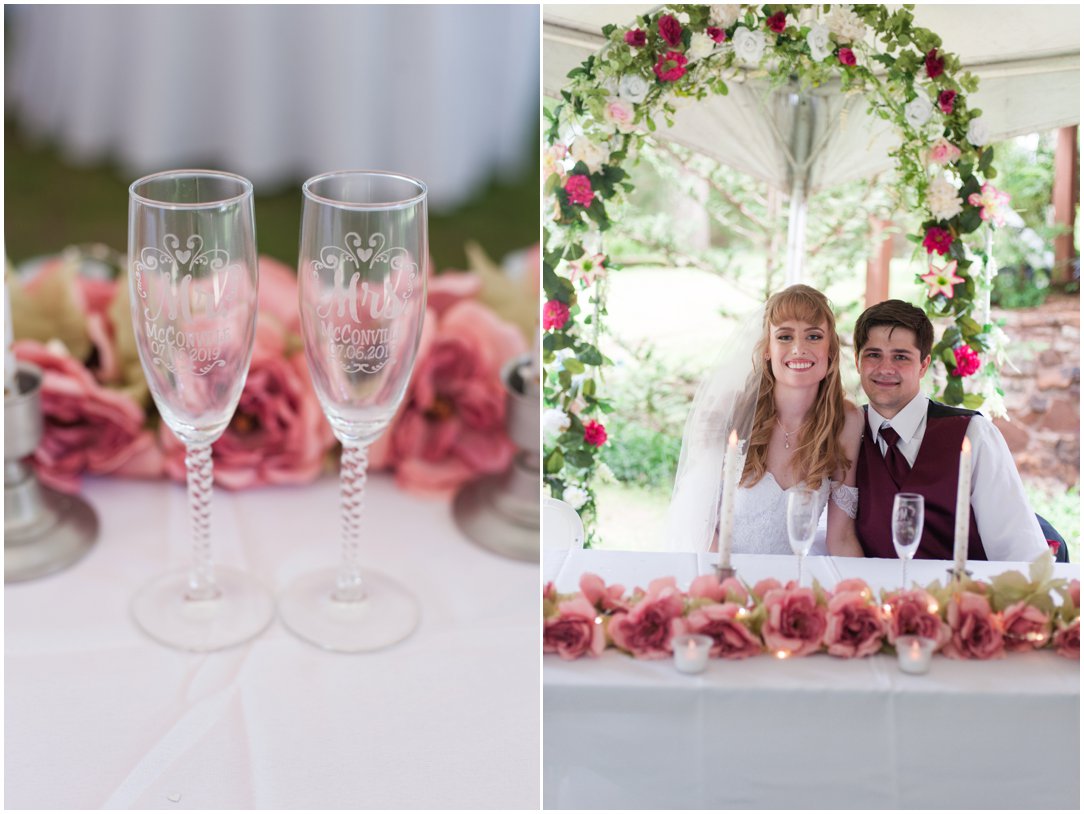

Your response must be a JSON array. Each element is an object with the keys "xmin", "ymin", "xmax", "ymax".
[
  {"xmin": 672, "ymin": 634, "xmax": 712, "ymax": 674},
  {"xmin": 896, "ymin": 635, "xmax": 935, "ymax": 675}
]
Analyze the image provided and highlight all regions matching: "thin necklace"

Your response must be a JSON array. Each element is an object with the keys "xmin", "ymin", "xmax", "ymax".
[{"xmin": 776, "ymin": 417, "xmax": 801, "ymax": 450}]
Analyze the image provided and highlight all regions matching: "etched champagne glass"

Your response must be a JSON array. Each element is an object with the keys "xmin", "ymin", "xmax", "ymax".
[
  {"xmin": 786, "ymin": 486, "xmax": 819, "ymax": 587},
  {"xmin": 283, "ymin": 170, "xmax": 427, "ymax": 652},
  {"xmin": 892, "ymin": 493, "xmax": 925, "ymax": 588},
  {"xmin": 128, "ymin": 169, "xmax": 271, "ymax": 651}
]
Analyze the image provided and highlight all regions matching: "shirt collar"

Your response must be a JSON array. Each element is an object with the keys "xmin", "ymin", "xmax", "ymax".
[{"xmin": 867, "ymin": 392, "xmax": 928, "ymax": 443}]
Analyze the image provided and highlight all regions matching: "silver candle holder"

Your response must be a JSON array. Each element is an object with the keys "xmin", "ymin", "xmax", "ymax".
[
  {"xmin": 452, "ymin": 352, "xmax": 539, "ymax": 562},
  {"xmin": 5, "ymin": 362, "xmax": 98, "ymax": 582}
]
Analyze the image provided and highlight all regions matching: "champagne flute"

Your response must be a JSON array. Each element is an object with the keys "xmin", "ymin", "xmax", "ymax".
[
  {"xmin": 128, "ymin": 169, "xmax": 271, "ymax": 651},
  {"xmin": 786, "ymin": 486, "xmax": 819, "ymax": 586},
  {"xmin": 282, "ymin": 170, "xmax": 427, "ymax": 652},
  {"xmin": 892, "ymin": 493, "xmax": 925, "ymax": 588}
]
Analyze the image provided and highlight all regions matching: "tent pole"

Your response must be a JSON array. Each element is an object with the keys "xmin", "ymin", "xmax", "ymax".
[{"xmin": 784, "ymin": 88, "xmax": 813, "ymax": 287}]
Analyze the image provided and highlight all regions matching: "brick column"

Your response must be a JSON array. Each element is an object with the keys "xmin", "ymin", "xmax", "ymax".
[
  {"xmin": 865, "ymin": 218, "xmax": 892, "ymax": 308},
  {"xmin": 1052, "ymin": 125, "xmax": 1078, "ymax": 285}
]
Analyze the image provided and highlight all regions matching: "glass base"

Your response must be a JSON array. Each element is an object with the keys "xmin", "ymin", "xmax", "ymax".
[
  {"xmin": 131, "ymin": 567, "xmax": 274, "ymax": 652},
  {"xmin": 278, "ymin": 568, "xmax": 419, "ymax": 653}
]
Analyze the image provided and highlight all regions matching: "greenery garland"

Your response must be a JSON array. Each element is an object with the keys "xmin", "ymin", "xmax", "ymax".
[{"xmin": 543, "ymin": 4, "xmax": 1013, "ymax": 536}]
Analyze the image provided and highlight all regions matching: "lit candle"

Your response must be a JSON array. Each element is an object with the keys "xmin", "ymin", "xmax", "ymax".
[
  {"xmin": 672, "ymin": 634, "xmax": 711, "ymax": 674},
  {"xmin": 718, "ymin": 430, "xmax": 739, "ymax": 569},
  {"xmin": 4, "ymin": 278, "xmax": 17, "ymax": 395},
  {"xmin": 953, "ymin": 436, "xmax": 972, "ymax": 574},
  {"xmin": 896, "ymin": 635, "xmax": 935, "ymax": 675}
]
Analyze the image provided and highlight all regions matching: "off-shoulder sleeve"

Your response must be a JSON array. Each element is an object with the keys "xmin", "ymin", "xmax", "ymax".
[{"xmin": 830, "ymin": 481, "xmax": 858, "ymax": 519}]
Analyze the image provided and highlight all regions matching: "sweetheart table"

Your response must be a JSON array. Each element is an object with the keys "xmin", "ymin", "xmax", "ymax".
[
  {"xmin": 5, "ymin": 475, "xmax": 539, "ymax": 809},
  {"xmin": 543, "ymin": 549, "xmax": 1080, "ymax": 810}
]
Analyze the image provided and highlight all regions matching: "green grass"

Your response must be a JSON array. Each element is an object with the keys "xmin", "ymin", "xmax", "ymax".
[{"xmin": 4, "ymin": 118, "xmax": 539, "ymax": 272}]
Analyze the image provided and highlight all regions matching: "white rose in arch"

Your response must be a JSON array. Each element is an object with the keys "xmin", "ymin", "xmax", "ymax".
[
  {"xmin": 543, "ymin": 408, "xmax": 571, "ymax": 438},
  {"xmin": 806, "ymin": 23, "xmax": 831, "ymax": 62},
  {"xmin": 687, "ymin": 32, "xmax": 716, "ymax": 62},
  {"xmin": 967, "ymin": 116, "xmax": 990, "ymax": 147},
  {"xmin": 710, "ymin": 4, "xmax": 741, "ymax": 28},
  {"xmin": 563, "ymin": 485, "xmax": 589, "ymax": 511},
  {"xmin": 926, "ymin": 175, "xmax": 964, "ymax": 221},
  {"xmin": 904, "ymin": 94, "xmax": 935, "ymax": 129},
  {"xmin": 570, "ymin": 137, "xmax": 610, "ymax": 174},
  {"xmin": 602, "ymin": 97, "xmax": 637, "ymax": 133},
  {"xmin": 618, "ymin": 73, "xmax": 650, "ymax": 104},
  {"xmin": 733, "ymin": 27, "xmax": 766, "ymax": 67}
]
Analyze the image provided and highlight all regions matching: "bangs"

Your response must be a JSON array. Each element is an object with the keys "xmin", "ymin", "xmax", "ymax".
[{"xmin": 767, "ymin": 289, "xmax": 835, "ymax": 330}]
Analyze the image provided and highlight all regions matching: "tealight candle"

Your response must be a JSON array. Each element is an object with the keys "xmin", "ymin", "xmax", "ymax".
[
  {"xmin": 672, "ymin": 634, "xmax": 712, "ymax": 674},
  {"xmin": 896, "ymin": 635, "xmax": 935, "ymax": 675}
]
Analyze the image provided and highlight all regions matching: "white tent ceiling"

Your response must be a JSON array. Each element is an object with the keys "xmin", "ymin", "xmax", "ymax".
[{"xmin": 544, "ymin": 4, "xmax": 1081, "ymax": 194}]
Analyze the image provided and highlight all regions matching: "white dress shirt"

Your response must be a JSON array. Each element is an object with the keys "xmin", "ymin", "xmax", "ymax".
[{"xmin": 866, "ymin": 393, "xmax": 1048, "ymax": 562}]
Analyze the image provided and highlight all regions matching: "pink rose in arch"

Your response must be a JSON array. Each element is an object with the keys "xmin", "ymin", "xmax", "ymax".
[
  {"xmin": 706, "ymin": 26, "xmax": 726, "ymax": 43},
  {"xmin": 928, "ymin": 138, "xmax": 962, "ymax": 166},
  {"xmin": 922, "ymin": 226, "xmax": 954, "ymax": 256},
  {"xmin": 952, "ymin": 344, "xmax": 981, "ymax": 378},
  {"xmin": 925, "ymin": 49, "xmax": 944, "ymax": 79},
  {"xmin": 654, "ymin": 51, "xmax": 689, "ymax": 83},
  {"xmin": 938, "ymin": 89, "xmax": 957, "ymax": 115},
  {"xmin": 625, "ymin": 28, "xmax": 646, "ymax": 47},
  {"xmin": 542, "ymin": 300, "xmax": 571, "ymax": 331},
  {"xmin": 563, "ymin": 174, "xmax": 595, "ymax": 207},
  {"xmin": 838, "ymin": 48, "xmax": 856, "ymax": 66},
  {"xmin": 583, "ymin": 420, "xmax": 608, "ymax": 447},
  {"xmin": 657, "ymin": 14, "xmax": 682, "ymax": 46}
]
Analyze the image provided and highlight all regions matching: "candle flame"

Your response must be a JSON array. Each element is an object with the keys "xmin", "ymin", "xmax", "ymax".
[
  {"xmin": 594, "ymin": 616, "xmax": 602, "ymax": 625},
  {"xmin": 736, "ymin": 608, "xmax": 748, "ymax": 619},
  {"xmin": 774, "ymin": 650, "xmax": 790, "ymax": 660},
  {"xmin": 881, "ymin": 603, "xmax": 893, "ymax": 617},
  {"xmin": 927, "ymin": 601, "xmax": 939, "ymax": 614}
]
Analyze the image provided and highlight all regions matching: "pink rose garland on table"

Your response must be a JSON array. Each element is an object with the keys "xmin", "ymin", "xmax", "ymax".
[
  {"xmin": 12, "ymin": 340, "xmax": 163, "ymax": 493},
  {"xmin": 823, "ymin": 580, "xmax": 887, "ymax": 658},
  {"xmin": 369, "ymin": 270, "xmax": 526, "ymax": 497},
  {"xmin": 678, "ymin": 603, "xmax": 762, "ymax": 660},
  {"xmin": 1001, "ymin": 601, "xmax": 1053, "ymax": 652},
  {"xmin": 882, "ymin": 589, "xmax": 950, "ymax": 648}
]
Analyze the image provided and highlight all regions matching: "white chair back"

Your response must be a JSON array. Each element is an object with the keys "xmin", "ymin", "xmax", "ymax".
[{"xmin": 543, "ymin": 497, "xmax": 585, "ymax": 549}]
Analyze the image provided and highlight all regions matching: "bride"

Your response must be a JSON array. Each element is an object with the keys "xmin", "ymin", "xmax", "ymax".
[{"xmin": 666, "ymin": 284, "xmax": 864, "ymax": 556}]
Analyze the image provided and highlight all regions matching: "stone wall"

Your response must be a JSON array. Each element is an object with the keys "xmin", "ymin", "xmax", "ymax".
[{"xmin": 992, "ymin": 293, "xmax": 1080, "ymax": 487}]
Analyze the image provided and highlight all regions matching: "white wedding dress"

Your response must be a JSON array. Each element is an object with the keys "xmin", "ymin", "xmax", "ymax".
[{"xmin": 731, "ymin": 476, "xmax": 858, "ymax": 556}]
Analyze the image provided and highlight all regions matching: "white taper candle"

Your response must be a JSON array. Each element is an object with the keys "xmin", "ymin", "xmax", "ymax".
[{"xmin": 953, "ymin": 436, "xmax": 972, "ymax": 573}]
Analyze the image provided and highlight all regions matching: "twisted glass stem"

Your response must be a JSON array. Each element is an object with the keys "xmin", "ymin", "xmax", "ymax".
[
  {"xmin": 185, "ymin": 443, "xmax": 220, "ymax": 601},
  {"xmin": 334, "ymin": 443, "xmax": 369, "ymax": 602}
]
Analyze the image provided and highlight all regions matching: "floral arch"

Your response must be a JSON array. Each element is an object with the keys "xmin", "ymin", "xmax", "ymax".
[{"xmin": 542, "ymin": 4, "xmax": 1015, "ymax": 535}]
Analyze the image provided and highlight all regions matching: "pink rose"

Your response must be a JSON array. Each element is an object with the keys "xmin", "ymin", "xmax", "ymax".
[
  {"xmin": 543, "ymin": 581, "xmax": 557, "ymax": 603},
  {"xmin": 824, "ymin": 591, "xmax": 886, "ymax": 658},
  {"xmin": 938, "ymin": 89, "xmax": 957, "ymax": 115},
  {"xmin": 943, "ymin": 592, "xmax": 1005, "ymax": 660},
  {"xmin": 838, "ymin": 48, "xmax": 856, "ymax": 67},
  {"xmin": 952, "ymin": 344, "xmax": 981, "ymax": 377},
  {"xmin": 544, "ymin": 597, "xmax": 605, "ymax": 660},
  {"xmin": 583, "ymin": 420, "xmax": 607, "ymax": 447},
  {"xmin": 255, "ymin": 255, "xmax": 302, "ymax": 335},
  {"xmin": 883, "ymin": 589, "xmax": 950, "ymax": 648},
  {"xmin": 834, "ymin": 578, "xmax": 874, "ymax": 598},
  {"xmin": 761, "ymin": 586, "xmax": 828, "ymax": 657},
  {"xmin": 13, "ymin": 340, "xmax": 163, "ymax": 493},
  {"xmin": 542, "ymin": 300, "xmax": 571, "ymax": 331},
  {"xmin": 688, "ymin": 574, "xmax": 749, "ymax": 605},
  {"xmin": 563, "ymin": 174, "xmax": 595, "ymax": 207},
  {"xmin": 1069, "ymin": 580, "xmax": 1080, "ymax": 609},
  {"xmin": 1001, "ymin": 600, "xmax": 1052, "ymax": 652},
  {"xmin": 653, "ymin": 51, "xmax": 688, "ymax": 83},
  {"xmin": 922, "ymin": 226, "xmax": 954, "ymax": 256},
  {"xmin": 369, "ymin": 273, "xmax": 525, "ymax": 496},
  {"xmin": 580, "ymin": 572, "xmax": 628, "ymax": 612},
  {"xmin": 624, "ymin": 28, "xmax": 646, "ymax": 47},
  {"xmin": 928, "ymin": 138, "xmax": 962, "ymax": 166},
  {"xmin": 1053, "ymin": 618, "xmax": 1080, "ymax": 659},
  {"xmin": 608, "ymin": 578, "xmax": 685, "ymax": 658},
  {"xmin": 658, "ymin": 14, "xmax": 682, "ymax": 46},
  {"xmin": 767, "ymin": 12, "xmax": 787, "ymax": 33},
  {"xmin": 751, "ymin": 578, "xmax": 784, "ymax": 600},
  {"xmin": 676, "ymin": 603, "xmax": 761, "ymax": 659},
  {"xmin": 706, "ymin": 26, "xmax": 726, "ymax": 43},
  {"xmin": 925, "ymin": 49, "xmax": 944, "ymax": 79}
]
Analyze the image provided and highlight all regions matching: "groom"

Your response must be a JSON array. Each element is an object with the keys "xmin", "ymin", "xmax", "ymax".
[{"xmin": 852, "ymin": 300, "xmax": 1047, "ymax": 561}]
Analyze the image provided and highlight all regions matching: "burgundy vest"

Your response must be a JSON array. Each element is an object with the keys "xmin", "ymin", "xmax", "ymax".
[{"xmin": 856, "ymin": 401, "xmax": 986, "ymax": 561}]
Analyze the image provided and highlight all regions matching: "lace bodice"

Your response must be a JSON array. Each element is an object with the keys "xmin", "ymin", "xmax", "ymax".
[{"xmin": 731, "ymin": 475, "xmax": 858, "ymax": 556}]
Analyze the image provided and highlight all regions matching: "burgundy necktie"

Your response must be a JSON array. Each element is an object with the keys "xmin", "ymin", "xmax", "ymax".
[{"xmin": 879, "ymin": 423, "xmax": 911, "ymax": 489}]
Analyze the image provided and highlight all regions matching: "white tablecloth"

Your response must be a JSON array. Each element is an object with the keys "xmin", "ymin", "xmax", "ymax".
[
  {"xmin": 5, "ymin": 5, "xmax": 539, "ymax": 209},
  {"xmin": 6, "ymin": 475, "xmax": 539, "ymax": 809},
  {"xmin": 544, "ymin": 549, "xmax": 1080, "ymax": 810}
]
